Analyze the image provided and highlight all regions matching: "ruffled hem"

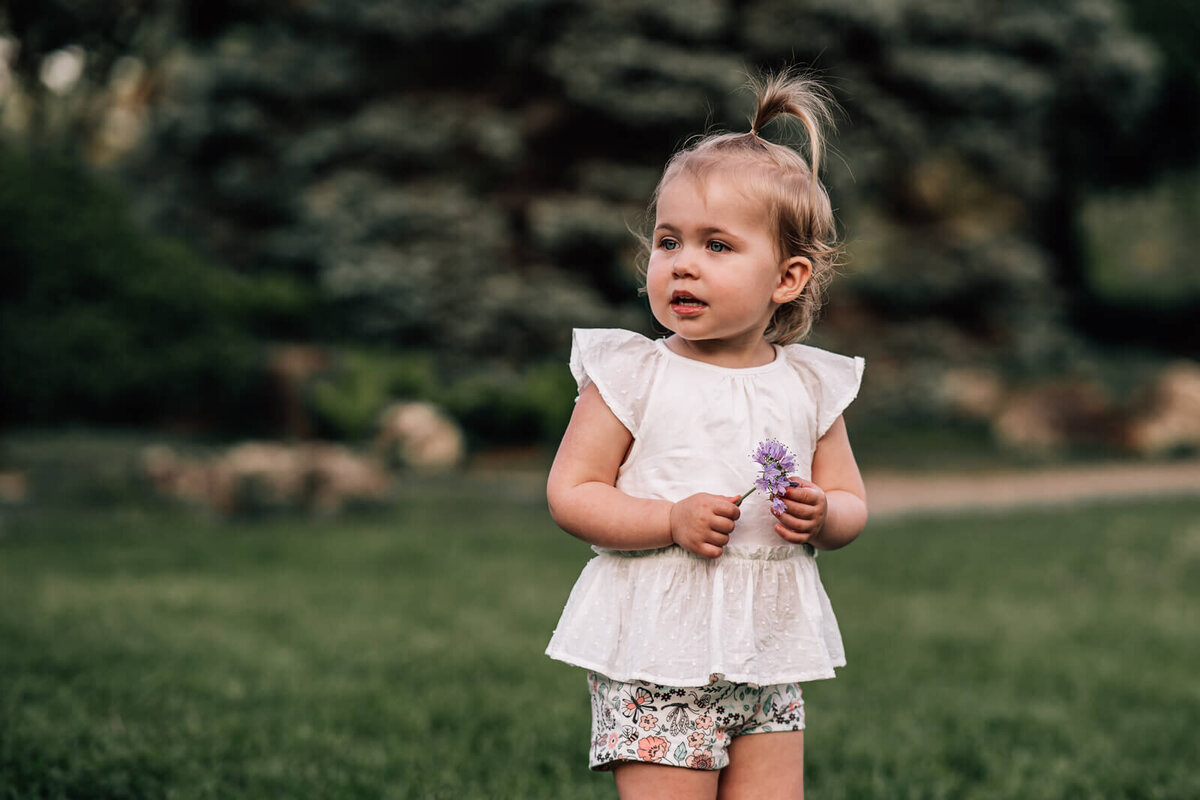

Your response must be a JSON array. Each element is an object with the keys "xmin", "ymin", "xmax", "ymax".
[
  {"xmin": 543, "ymin": 647, "xmax": 844, "ymax": 688},
  {"xmin": 546, "ymin": 547, "xmax": 846, "ymax": 687}
]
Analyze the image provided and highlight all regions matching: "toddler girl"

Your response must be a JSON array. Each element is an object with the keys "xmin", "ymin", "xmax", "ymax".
[{"xmin": 545, "ymin": 71, "xmax": 868, "ymax": 799}]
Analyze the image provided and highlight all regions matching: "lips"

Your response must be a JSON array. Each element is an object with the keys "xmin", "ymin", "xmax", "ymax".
[{"xmin": 670, "ymin": 291, "xmax": 707, "ymax": 314}]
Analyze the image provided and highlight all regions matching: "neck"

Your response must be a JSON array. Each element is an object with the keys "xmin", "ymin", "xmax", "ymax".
[{"xmin": 664, "ymin": 335, "xmax": 776, "ymax": 368}]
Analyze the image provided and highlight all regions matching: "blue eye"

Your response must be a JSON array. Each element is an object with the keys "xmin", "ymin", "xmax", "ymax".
[
  {"xmin": 659, "ymin": 238, "xmax": 678, "ymax": 251},
  {"xmin": 709, "ymin": 241, "xmax": 729, "ymax": 253}
]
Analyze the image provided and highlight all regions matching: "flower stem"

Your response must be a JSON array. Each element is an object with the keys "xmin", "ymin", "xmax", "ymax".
[{"xmin": 733, "ymin": 487, "xmax": 755, "ymax": 506}]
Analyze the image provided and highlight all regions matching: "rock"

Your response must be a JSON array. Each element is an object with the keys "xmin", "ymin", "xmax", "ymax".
[
  {"xmin": 938, "ymin": 367, "xmax": 1006, "ymax": 418},
  {"xmin": 374, "ymin": 401, "xmax": 464, "ymax": 471},
  {"xmin": 0, "ymin": 470, "xmax": 29, "ymax": 504},
  {"xmin": 213, "ymin": 441, "xmax": 307, "ymax": 513},
  {"xmin": 300, "ymin": 441, "xmax": 393, "ymax": 514},
  {"xmin": 993, "ymin": 380, "xmax": 1121, "ymax": 452},
  {"xmin": 139, "ymin": 440, "xmax": 391, "ymax": 515},
  {"xmin": 1128, "ymin": 361, "xmax": 1200, "ymax": 456},
  {"xmin": 139, "ymin": 444, "xmax": 220, "ymax": 508}
]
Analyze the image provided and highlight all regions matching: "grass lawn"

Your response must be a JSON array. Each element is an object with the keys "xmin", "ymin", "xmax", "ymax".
[{"xmin": 1, "ymin": 479, "xmax": 1198, "ymax": 799}]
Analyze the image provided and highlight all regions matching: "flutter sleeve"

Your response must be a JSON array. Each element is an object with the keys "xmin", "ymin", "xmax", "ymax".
[
  {"xmin": 569, "ymin": 328, "xmax": 660, "ymax": 436},
  {"xmin": 784, "ymin": 344, "xmax": 866, "ymax": 440}
]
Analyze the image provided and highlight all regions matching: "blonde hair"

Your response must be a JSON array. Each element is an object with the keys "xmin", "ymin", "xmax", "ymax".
[{"xmin": 643, "ymin": 70, "xmax": 843, "ymax": 344}]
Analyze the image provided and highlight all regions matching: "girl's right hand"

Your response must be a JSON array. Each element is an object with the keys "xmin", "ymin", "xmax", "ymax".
[{"xmin": 669, "ymin": 493, "xmax": 741, "ymax": 559}]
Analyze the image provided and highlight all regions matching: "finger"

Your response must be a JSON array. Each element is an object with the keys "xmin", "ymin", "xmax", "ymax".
[
  {"xmin": 778, "ymin": 497, "xmax": 819, "ymax": 520},
  {"xmin": 775, "ymin": 511, "xmax": 815, "ymax": 532},
  {"xmin": 715, "ymin": 501, "xmax": 741, "ymax": 520},
  {"xmin": 782, "ymin": 487, "xmax": 809, "ymax": 504},
  {"xmin": 786, "ymin": 478, "xmax": 827, "ymax": 498},
  {"xmin": 713, "ymin": 517, "xmax": 736, "ymax": 535},
  {"xmin": 698, "ymin": 542, "xmax": 724, "ymax": 559},
  {"xmin": 774, "ymin": 523, "xmax": 812, "ymax": 543},
  {"xmin": 783, "ymin": 486, "xmax": 821, "ymax": 505},
  {"xmin": 707, "ymin": 523, "xmax": 731, "ymax": 540}
]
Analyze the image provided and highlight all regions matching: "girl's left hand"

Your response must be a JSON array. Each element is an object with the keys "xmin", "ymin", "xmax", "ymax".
[{"xmin": 772, "ymin": 477, "xmax": 827, "ymax": 545}]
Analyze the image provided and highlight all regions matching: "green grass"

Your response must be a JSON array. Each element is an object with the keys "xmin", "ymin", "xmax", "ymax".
[{"xmin": 2, "ymin": 482, "xmax": 1199, "ymax": 799}]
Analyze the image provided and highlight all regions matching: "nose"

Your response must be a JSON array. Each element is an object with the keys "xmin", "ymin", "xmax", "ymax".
[{"xmin": 671, "ymin": 247, "xmax": 699, "ymax": 279}]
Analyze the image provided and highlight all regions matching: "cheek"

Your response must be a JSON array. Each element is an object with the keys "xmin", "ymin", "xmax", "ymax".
[{"xmin": 644, "ymin": 259, "xmax": 669, "ymax": 297}]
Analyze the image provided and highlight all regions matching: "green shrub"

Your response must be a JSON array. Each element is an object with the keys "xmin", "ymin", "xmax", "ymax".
[
  {"xmin": 1081, "ymin": 169, "xmax": 1200, "ymax": 306},
  {"xmin": 0, "ymin": 144, "xmax": 315, "ymax": 430},
  {"xmin": 306, "ymin": 345, "xmax": 576, "ymax": 448},
  {"xmin": 306, "ymin": 348, "xmax": 440, "ymax": 441},
  {"xmin": 442, "ymin": 361, "xmax": 576, "ymax": 447}
]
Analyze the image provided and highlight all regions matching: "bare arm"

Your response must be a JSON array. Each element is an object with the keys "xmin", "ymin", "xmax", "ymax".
[
  {"xmin": 773, "ymin": 415, "xmax": 868, "ymax": 551},
  {"xmin": 546, "ymin": 382, "xmax": 739, "ymax": 558}
]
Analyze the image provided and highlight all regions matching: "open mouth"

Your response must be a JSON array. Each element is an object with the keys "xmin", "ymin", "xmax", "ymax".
[{"xmin": 670, "ymin": 291, "xmax": 707, "ymax": 309}]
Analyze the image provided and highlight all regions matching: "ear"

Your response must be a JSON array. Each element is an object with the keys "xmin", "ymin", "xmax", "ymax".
[{"xmin": 773, "ymin": 256, "xmax": 812, "ymax": 304}]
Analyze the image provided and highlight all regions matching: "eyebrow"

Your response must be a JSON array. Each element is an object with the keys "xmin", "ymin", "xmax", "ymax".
[{"xmin": 654, "ymin": 223, "xmax": 743, "ymax": 240}]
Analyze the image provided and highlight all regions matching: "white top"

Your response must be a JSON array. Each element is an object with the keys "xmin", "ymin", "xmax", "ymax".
[{"xmin": 545, "ymin": 328, "xmax": 865, "ymax": 686}]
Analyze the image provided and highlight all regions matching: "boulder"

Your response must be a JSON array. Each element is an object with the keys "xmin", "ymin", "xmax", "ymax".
[
  {"xmin": 1128, "ymin": 361, "xmax": 1200, "ymax": 456},
  {"xmin": 0, "ymin": 470, "xmax": 29, "ymax": 504},
  {"xmin": 374, "ymin": 401, "xmax": 464, "ymax": 471},
  {"xmin": 993, "ymin": 380, "xmax": 1121, "ymax": 452},
  {"xmin": 139, "ymin": 440, "xmax": 391, "ymax": 515}
]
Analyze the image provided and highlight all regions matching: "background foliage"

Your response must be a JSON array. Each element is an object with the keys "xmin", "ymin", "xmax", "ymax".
[
  {"xmin": 2, "ymin": 0, "xmax": 1199, "ymax": 441},
  {"xmin": 0, "ymin": 144, "xmax": 301, "ymax": 429}
]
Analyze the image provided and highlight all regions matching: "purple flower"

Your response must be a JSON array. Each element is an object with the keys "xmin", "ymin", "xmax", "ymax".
[
  {"xmin": 753, "ymin": 440, "xmax": 796, "ymax": 473},
  {"xmin": 754, "ymin": 463, "xmax": 788, "ymax": 495},
  {"xmin": 736, "ymin": 438, "xmax": 797, "ymax": 512}
]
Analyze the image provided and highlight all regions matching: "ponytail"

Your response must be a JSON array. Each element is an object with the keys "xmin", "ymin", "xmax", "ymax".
[{"xmin": 748, "ymin": 70, "xmax": 837, "ymax": 187}]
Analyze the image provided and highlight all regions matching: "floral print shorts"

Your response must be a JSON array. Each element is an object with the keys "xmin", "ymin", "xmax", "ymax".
[{"xmin": 586, "ymin": 671, "xmax": 805, "ymax": 771}]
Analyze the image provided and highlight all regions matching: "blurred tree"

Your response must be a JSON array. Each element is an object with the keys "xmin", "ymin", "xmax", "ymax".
[
  {"xmin": 1071, "ymin": 0, "xmax": 1200, "ymax": 353},
  {"xmin": 1114, "ymin": 0, "xmax": 1200, "ymax": 176},
  {"xmin": 1, "ymin": 0, "xmax": 165, "ymax": 152},
  {"xmin": 2, "ymin": 0, "xmax": 1196, "ymax": 432}
]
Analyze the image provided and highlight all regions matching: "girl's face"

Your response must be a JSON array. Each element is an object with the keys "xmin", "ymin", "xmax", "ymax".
[{"xmin": 647, "ymin": 171, "xmax": 809, "ymax": 361}]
